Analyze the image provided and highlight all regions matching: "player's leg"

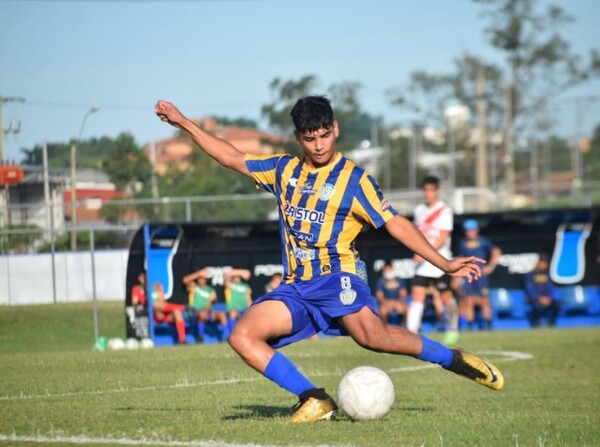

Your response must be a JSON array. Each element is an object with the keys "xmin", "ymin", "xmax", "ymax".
[
  {"xmin": 378, "ymin": 300, "xmax": 391, "ymax": 323},
  {"xmin": 340, "ymin": 307, "xmax": 503, "ymax": 390},
  {"xmin": 407, "ymin": 279, "xmax": 428, "ymax": 333},
  {"xmin": 438, "ymin": 276, "xmax": 459, "ymax": 344},
  {"xmin": 228, "ymin": 300, "xmax": 316, "ymax": 394},
  {"xmin": 164, "ymin": 305, "xmax": 186, "ymax": 344},
  {"xmin": 478, "ymin": 295, "xmax": 493, "ymax": 330}
]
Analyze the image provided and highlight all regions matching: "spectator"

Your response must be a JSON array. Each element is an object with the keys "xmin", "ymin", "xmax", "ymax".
[
  {"xmin": 265, "ymin": 273, "xmax": 283, "ymax": 293},
  {"xmin": 224, "ymin": 268, "xmax": 253, "ymax": 329},
  {"xmin": 375, "ymin": 263, "xmax": 407, "ymax": 324},
  {"xmin": 183, "ymin": 268, "xmax": 227, "ymax": 342},
  {"xmin": 131, "ymin": 271, "xmax": 187, "ymax": 344},
  {"xmin": 525, "ymin": 254, "xmax": 560, "ymax": 327},
  {"xmin": 456, "ymin": 219, "xmax": 502, "ymax": 330}
]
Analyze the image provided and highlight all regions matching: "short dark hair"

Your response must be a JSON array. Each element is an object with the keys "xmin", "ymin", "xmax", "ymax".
[
  {"xmin": 290, "ymin": 96, "xmax": 334, "ymax": 134},
  {"xmin": 421, "ymin": 175, "xmax": 440, "ymax": 188}
]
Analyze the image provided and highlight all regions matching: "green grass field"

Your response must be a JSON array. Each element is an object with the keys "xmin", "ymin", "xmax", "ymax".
[{"xmin": 1, "ymin": 302, "xmax": 599, "ymax": 447}]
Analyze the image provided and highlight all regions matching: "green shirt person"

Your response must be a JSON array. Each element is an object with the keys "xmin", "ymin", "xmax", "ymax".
[{"xmin": 224, "ymin": 269, "xmax": 252, "ymax": 319}]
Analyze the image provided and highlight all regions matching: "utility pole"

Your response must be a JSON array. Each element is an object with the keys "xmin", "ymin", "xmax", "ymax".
[
  {"xmin": 475, "ymin": 66, "xmax": 489, "ymax": 211},
  {"xmin": 0, "ymin": 96, "xmax": 26, "ymax": 164},
  {"xmin": 503, "ymin": 85, "xmax": 515, "ymax": 207}
]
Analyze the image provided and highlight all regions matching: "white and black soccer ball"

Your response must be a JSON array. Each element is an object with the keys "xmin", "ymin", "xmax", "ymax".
[
  {"xmin": 108, "ymin": 338, "xmax": 125, "ymax": 351},
  {"xmin": 125, "ymin": 338, "xmax": 140, "ymax": 350},
  {"xmin": 337, "ymin": 366, "xmax": 395, "ymax": 420},
  {"xmin": 139, "ymin": 338, "xmax": 154, "ymax": 349}
]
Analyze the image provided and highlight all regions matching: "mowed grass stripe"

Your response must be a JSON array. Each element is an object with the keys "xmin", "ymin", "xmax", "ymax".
[{"xmin": 0, "ymin": 350, "xmax": 532, "ymax": 402}]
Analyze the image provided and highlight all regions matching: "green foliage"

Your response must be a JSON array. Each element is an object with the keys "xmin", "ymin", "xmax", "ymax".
[
  {"xmin": 101, "ymin": 133, "xmax": 152, "ymax": 190},
  {"xmin": 261, "ymin": 74, "xmax": 379, "ymax": 151},
  {"xmin": 36, "ymin": 230, "xmax": 131, "ymax": 253},
  {"xmin": 0, "ymin": 225, "xmax": 41, "ymax": 254}
]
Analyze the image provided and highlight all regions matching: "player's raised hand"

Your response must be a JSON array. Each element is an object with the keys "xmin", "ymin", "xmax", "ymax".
[
  {"xmin": 446, "ymin": 256, "xmax": 486, "ymax": 283},
  {"xmin": 155, "ymin": 100, "xmax": 185, "ymax": 127}
]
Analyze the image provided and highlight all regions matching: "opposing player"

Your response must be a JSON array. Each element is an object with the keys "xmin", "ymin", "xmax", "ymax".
[
  {"xmin": 155, "ymin": 96, "xmax": 504, "ymax": 423},
  {"xmin": 407, "ymin": 176, "xmax": 460, "ymax": 345}
]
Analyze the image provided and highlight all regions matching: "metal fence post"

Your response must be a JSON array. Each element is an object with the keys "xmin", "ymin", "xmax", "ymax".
[{"xmin": 90, "ymin": 228, "xmax": 99, "ymax": 342}]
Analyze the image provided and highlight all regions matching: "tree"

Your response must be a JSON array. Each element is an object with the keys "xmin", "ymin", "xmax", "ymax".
[
  {"xmin": 261, "ymin": 75, "xmax": 378, "ymax": 151},
  {"xmin": 102, "ymin": 133, "xmax": 152, "ymax": 191},
  {"xmin": 475, "ymin": 0, "xmax": 600, "ymax": 131}
]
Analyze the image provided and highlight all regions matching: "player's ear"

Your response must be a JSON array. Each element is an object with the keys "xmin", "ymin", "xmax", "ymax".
[{"xmin": 333, "ymin": 120, "xmax": 340, "ymax": 138}]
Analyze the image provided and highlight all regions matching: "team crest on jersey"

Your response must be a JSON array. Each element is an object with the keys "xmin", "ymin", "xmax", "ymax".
[
  {"xmin": 319, "ymin": 183, "xmax": 335, "ymax": 201},
  {"xmin": 380, "ymin": 199, "xmax": 390, "ymax": 211},
  {"xmin": 339, "ymin": 289, "xmax": 357, "ymax": 305},
  {"xmin": 289, "ymin": 178, "xmax": 298, "ymax": 187}
]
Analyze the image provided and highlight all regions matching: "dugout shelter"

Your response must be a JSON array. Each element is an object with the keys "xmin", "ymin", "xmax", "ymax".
[{"xmin": 125, "ymin": 207, "xmax": 600, "ymax": 345}]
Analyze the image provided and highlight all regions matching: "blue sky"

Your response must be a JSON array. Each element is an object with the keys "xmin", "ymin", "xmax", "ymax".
[{"xmin": 1, "ymin": 0, "xmax": 599, "ymax": 162}]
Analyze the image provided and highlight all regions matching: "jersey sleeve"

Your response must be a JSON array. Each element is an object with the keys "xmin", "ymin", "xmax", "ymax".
[
  {"xmin": 245, "ymin": 154, "xmax": 285, "ymax": 195},
  {"xmin": 353, "ymin": 174, "xmax": 398, "ymax": 228}
]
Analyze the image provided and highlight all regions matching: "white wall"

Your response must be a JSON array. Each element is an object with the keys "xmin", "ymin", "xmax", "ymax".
[{"xmin": 0, "ymin": 250, "xmax": 128, "ymax": 305}]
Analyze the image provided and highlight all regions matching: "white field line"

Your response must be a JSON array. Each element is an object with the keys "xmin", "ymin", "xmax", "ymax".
[
  {"xmin": 0, "ymin": 350, "xmax": 532, "ymax": 402},
  {"xmin": 0, "ymin": 433, "xmax": 352, "ymax": 447}
]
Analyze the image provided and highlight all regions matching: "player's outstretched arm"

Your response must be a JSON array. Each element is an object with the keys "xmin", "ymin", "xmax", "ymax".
[
  {"xmin": 384, "ymin": 215, "xmax": 485, "ymax": 282},
  {"xmin": 154, "ymin": 100, "xmax": 251, "ymax": 177}
]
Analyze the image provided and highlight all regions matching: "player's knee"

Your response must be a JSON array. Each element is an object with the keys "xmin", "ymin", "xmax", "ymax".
[{"xmin": 228, "ymin": 324, "xmax": 252, "ymax": 353}]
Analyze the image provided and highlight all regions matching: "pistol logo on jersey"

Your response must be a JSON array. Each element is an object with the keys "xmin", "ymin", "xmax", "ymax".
[
  {"xmin": 319, "ymin": 183, "xmax": 336, "ymax": 201},
  {"xmin": 284, "ymin": 202, "xmax": 325, "ymax": 224}
]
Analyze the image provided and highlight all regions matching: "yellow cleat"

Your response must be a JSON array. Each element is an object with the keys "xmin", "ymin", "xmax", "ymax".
[
  {"xmin": 289, "ymin": 388, "xmax": 338, "ymax": 423},
  {"xmin": 447, "ymin": 349, "xmax": 505, "ymax": 391}
]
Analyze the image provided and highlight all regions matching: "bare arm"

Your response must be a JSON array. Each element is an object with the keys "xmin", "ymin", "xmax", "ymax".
[
  {"xmin": 224, "ymin": 268, "xmax": 252, "ymax": 281},
  {"xmin": 182, "ymin": 268, "xmax": 211, "ymax": 285},
  {"xmin": 385, "ymin": 215, "xmax": 484, "ymax": 281},
  {"xmin": 154, "ymin": 100, "xmax": 251, "ymax": 176},
  {"xmin": 483, "ymin": 246, "xmax": 502, "ymax": 275}
]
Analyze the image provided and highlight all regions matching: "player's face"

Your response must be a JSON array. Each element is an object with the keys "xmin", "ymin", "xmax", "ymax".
[
  {"xmin": 465, "ymin": 229, "xmax": 479, "ymax": 239},
  {"xmin": 296, "ymin": 121, "xmax": 339, "ymax": 169},
  {"xmin": 422, "ymin": 184, "xmax": 439, "ymax": 205}
]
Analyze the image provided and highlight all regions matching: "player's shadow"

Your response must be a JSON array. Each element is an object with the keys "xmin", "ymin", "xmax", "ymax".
[{"xmin": 222, "ymin": 404, "xmax": 291, "ymax": 420}]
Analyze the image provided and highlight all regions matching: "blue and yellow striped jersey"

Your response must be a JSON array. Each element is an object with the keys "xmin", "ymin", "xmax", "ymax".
[{"xmin": 245, "ymin": 153, "xmax": 398, "ymax": 283}]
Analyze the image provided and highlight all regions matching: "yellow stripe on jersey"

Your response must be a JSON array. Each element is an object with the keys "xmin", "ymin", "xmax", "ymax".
[{"xmin": 245, "ymin": 153, "xmax": 397, "ymax": 283}]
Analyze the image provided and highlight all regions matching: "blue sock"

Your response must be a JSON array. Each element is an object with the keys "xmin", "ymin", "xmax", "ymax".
[
  {"xmin": 263, "ymin": 352, "xmax": 316, "ymax": 397},
  {"xmin": 416, "ymin": 335, "xmax": 454, "ymax": 368}
]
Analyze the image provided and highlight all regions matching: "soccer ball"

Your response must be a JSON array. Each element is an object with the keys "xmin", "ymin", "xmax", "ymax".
[
  {"xmin": 139, "ymin": 338, "xmax": 154, "ymax": 349},
  {"xmin": 125, "ymin": 338, "xmax": 140, "ymax": 350},
  {"xmin": 108, "ymin": 338, "xmax": 125, "ymax": 351},
  {"xmin": 337, "ymin": 366, "xmax": 395, "ymax": 420}
]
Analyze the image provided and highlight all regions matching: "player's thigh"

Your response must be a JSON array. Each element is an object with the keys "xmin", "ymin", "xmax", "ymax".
[
  {"xmin": 233, "ymin": 299, "xmax": 293, "ymax": 341},
  {"xmin": 340, "ymin": 306, "xmax": 387, "ymax": 348},
  {"xmin": 411, "ymin": 285, "xmax": 427, "ymax": 303}
]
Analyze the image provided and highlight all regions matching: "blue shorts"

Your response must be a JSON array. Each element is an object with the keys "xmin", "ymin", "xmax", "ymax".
[
  {"xmin": 252, "ymin": 272, "xmax": 379, "ymax": 349},
  {"xmin": 463, "ymin": 275, "xmax": 490, "ymax": 297}
]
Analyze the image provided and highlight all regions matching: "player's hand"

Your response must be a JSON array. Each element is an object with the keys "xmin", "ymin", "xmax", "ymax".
[
  {"xmin": 413, "ymin": 254, "xmax": 424, "ymax": 264},
  {"xmin": 155, "ymin": 100, "xmax": 185, "ymax": 127},
  {"xmin": 446, "ymin": 256, "xmax": 486, "ymax": 283}
]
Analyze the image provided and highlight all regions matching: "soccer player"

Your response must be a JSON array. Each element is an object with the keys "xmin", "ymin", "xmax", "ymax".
[
  {"xmin": 224, "ymin": 268, "xmax": 253, "ymax": 327},
  {"xmin": 132, "ymin": 271, "xmax": 187, "ymax": 344},
  {"xmin": 407, "ymin": 176, "xmax": 460, "ymax": 345},
  {"xmin": 375, "ymin": 262, "xmax": 407, "ymax": 324},
  {"xmin": 525, "ymin": 254, "xmax": 560, "ymax": 327},
  {"xmin": 457, "ymin": 219, "xmax": 501, "ymax": 330},
  {"xmin": 155, "ymin": 96, "xmax": 504, "ymax": 423},
  {"xmin": 183, "ymin": 268, "xmax": 227, "ymax": 341}
]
